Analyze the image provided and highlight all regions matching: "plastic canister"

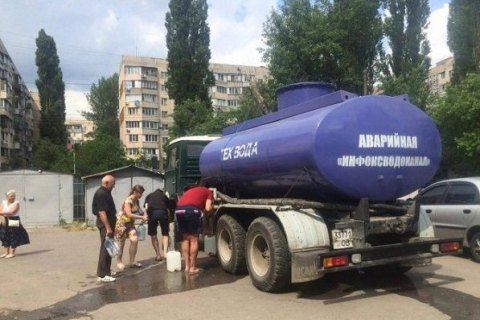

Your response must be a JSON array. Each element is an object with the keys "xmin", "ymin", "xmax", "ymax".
[
  {"xmin": 204, "ymin": 235, "xmax": 216, "ymax": 255},
  {"xmin": 136, "ymin": 223, "xmax": 146, "ymax": 241},
  {"xmin": 166, "ymin": 250, "xmax": 181, "ymax": 272},
  {"xmin": 104, "ymin": 237, "xmax": 120, "ymax": 257}
]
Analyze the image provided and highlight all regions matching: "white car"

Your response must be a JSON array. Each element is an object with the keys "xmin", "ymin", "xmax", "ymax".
[{"xmin": 418, "ymin": 177, "xmax": 480, "ymax": 262}]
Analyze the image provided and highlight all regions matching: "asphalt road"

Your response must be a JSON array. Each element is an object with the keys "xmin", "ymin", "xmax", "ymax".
[{"xmin": 0, "ymin": 227, "xmax": 479, "ymax": 320}]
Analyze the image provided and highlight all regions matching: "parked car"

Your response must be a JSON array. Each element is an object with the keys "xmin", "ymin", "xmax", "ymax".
[{"xmin": 418, "ymin": 177, "xmax": 480, "ymax": 262}]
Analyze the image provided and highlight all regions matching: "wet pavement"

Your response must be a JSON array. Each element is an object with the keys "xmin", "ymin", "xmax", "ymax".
[
  {"xmin": 4, "ymin": 258, "xmax": 243, "ymax": 320},
  {"xmin": 1, "ymin": 227, "xmax": 480, "ymax": 320}
]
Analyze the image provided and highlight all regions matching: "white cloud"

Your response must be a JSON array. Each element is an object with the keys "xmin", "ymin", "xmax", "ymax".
[
  {"xmin": 427, "ymin": 3, "xmax": 452, "ymax": 65},
  {"xmin": 65, "ymin": 90, "xmax": 90, "ymax": 117},
  {"xmin": 209, "ymin": 0, "xmax": 276, "ymax": 66}
]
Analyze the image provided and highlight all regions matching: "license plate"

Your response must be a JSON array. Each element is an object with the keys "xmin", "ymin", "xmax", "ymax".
[{"xmin": 332, "ymin": 228, "xmax": 353, "ymax": 249}]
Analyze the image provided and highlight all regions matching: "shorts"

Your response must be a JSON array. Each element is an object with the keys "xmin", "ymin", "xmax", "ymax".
[
  {"xmin": 148, "ymin": 209, "xmax": 169, "ymax": 236},
  {"xmin": 175, "ymin": 206, "xmax": 202, "ymax": 236}
]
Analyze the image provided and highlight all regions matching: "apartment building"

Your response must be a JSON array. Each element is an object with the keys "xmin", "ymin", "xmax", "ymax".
[
  {"xmin": 428, "ymin": 56, "xmax": 454, "ymax": 96},
  {"xmin": 65, "ymin": 117, "xmax": 95, "ymax": 146},
  {"xmin": 0, "ymin": 39, "xmax": 35, "ymax": 169},
  {"xmin": 118, "ymin": 55, "xmax": 269, "ymax": 170}
]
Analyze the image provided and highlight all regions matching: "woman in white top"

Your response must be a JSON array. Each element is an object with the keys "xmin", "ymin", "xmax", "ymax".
[{"xmin": 0, "ymin": 190, "xmax": 30, "ymax": 258}]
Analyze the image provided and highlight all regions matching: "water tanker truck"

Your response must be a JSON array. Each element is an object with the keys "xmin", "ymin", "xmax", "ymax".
[{"xmin": 164, "ymin": 82, "xmax": 462, "ymax": 292}]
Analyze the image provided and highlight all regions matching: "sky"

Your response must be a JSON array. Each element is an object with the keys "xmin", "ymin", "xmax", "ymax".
[{"xmin": 0, "ymin": 0, "xmax": 451, "ymax": 118}]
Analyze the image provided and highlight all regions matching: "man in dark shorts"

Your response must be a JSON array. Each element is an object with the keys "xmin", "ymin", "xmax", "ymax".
[
  {"xmin": 92, "ymin": 175, "xmax": 117, "ymax": 282},
  {"xmin": 175, "ymin": 184, "xmax": 214, "ymax": 275},
  {"xmin": 144, "ymin": 188, "xmax": 170, "ymax": 261}
]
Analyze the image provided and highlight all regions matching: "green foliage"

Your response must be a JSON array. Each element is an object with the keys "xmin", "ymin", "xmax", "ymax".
[
  {"xmin": 380, "ymin": 66, "xmax": 431, "ymax": 109},
  {"xmin": 35, "ymin": 29, "xmax": 67, "ymax": 145},
  {"xmin": 83, "ymin": 73, "xmax": 119, "ymax": 138},
  {"xmin": 379, "ymin": 0, "xmax": 431, "ymax": 108},
  {"xmin": 428, "ymin": 73, "xmax": 480, "ymax": 175},
  {"xmin": 165, "ymin": 0, "xmax": 214, "ymax": 108},
  {"xmin": 73, "ymin": 134, "xmax": 128, "ymax": 176},
  {"xmin": 447, "ymin": 0, "xmax": 480, "ymax": 84},
  {"xmin": 170, "ymin": 98, "xmax": 213, "ymax": 137},
  {"xmin": 33, "ymin": 139, "xmax": 73, "ymax": 173},
  {"xmin": 126, "ymin": 153, "xmax": 160, "ymax": 171},
  {"xmin": 262, "ymin": 0, "xmax": 382, "ymax": 94}
]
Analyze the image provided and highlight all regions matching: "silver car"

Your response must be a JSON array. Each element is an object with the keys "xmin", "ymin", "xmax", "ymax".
[{"xmin": 418, "ymin": 177, "xmax": 480, "ymax": 262}]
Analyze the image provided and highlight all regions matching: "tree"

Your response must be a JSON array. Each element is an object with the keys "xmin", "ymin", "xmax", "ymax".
[
  {"xmin": 447, "ymin": 0, "xmax": 480, "ymax": 84},
  {"xmin": 82, "ymin": 73, "xmax": 119, "ymax": 138},
  {"xmin": 35, "ymin": 29, "xmax": 67, "ymax": 145},
  {"xmin": 428, "ymin": 73, "xmax": 480, "ymax": 176},
  {"xmin": 169, "ymin": 98, "xmax": 212, "ymax": 137},
  {"xmin": 73, "ymin": 134, "xmax": 128, "ymax": 176},
  {"xmin": 33, "ymin": 139, "xmax": 73, "ymax": 173},
  {"xmin": 165, "ymin": 0, "xmax": 215, "ymax": 137},
  {"xmin": 261, "ymin": 0, "xmax": 382, "ymax": 94},
  {"xmin": 379, "ymin": 0, "xmax": 431, "ymax": 109}
]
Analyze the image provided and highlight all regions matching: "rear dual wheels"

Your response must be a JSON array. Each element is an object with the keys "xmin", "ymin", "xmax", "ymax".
[
  {"xmin": 246, "ymin": 217, "xmax": 291, "ymax": 292},
  {"xmin": 216, "ymin": 215, "xmax": 247, "ymax": 274}
]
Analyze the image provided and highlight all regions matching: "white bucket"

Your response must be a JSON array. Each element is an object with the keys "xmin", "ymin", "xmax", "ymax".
[{"xmin": 166, "ymin": 250, "xmax": 181, "ymax": 272}]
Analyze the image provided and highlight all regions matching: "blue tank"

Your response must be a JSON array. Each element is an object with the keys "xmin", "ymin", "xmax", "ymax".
[{"xmin": 200, "ymin": 82, "xmax": 441, "ymax": 202}]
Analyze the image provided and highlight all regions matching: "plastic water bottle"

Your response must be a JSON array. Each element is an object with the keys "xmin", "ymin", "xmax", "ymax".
[
  {"xmin": 137, "ymin": 222, "xmax": 146, "ymax": 241},
  {"xmin": 104, "ymin": 236, "xmax": 120, "ymax": 257}
]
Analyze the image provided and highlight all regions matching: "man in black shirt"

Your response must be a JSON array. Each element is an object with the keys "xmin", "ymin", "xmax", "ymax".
[
  {"xmin": 144, "ymin": 188, "xmax": 171, "ymax": 261},
  {"xmin": 92, "ymin": 175, "xmax": 117, "ymax": 282}
]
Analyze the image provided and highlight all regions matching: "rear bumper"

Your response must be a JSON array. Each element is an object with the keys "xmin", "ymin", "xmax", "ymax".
[{"xmin": 291, "ymin": 237, "xmax": 463, "ymax": 283}]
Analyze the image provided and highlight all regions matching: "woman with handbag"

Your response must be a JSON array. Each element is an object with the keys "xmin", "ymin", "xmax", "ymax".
[{"xmin": 0, "ymin": 190, "xmax": 30, "ymax": 258}]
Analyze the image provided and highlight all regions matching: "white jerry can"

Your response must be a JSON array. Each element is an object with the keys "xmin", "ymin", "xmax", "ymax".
[{"xmin": 166, "ymin": 250, "xmax": 181, "ymax": 272}]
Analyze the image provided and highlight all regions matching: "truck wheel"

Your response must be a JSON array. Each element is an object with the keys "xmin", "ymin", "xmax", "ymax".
[
  {"xmin": 246, "ymin": 217, "xmax": 290, "ymax": 292},
  {"xmin": 469, "ymin": 232, "xmax": 480, "ymax": 262},
  {"xmin": 216, "ymin": 215, "xmax": 247, "ymax": 274}
]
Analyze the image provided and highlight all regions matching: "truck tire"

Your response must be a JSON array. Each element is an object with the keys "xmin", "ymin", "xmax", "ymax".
[
  {"xmin": 246, "ymin": 217, "xmax": 291, "ymax": 292},
  {"xmin": 216, "ymin": 215, "xmax": 247, "ymax": 274},
  {"xmin": 469, "ymin": 232, "xmax": 480, "ymax": 262}
]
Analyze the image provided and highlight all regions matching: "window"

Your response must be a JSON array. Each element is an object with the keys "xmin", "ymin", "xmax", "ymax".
[
  {"xmin": 142, "ymin": 94, "xmax": 157, "ymax": 102},
  {"xmin": 162, "ymin": 137, "xmax": 168, "ymax": 144},
  {"xmin": 126, "ymin": 95, "xmax": 142, "ymax": 103},
  {"xmin": 161, "ymin": 111, "xmax": 168, "ymax": 118},
  {"xmin": 143, "ymin": 148, "xmax": 157, "ymax": 156},
  {"xmin": 128, "ymin": 108, "xmax": 139, "ymax": 115},
  {"xmin": 217, "ymin": 86, "xmax": 227, "ymax": 94},
  {"xmin": 142, "ymin": 108, "xmax": 157, "ymax": 116},
  {"xmin": 127, "ymin": 148, "xmax": 139, "ymax": 155},
  {"xmin": 419, "ymin": 185, "xmax": 448, "ymax": 205},
  {"xmin": 142, "ymin": 67, "xmax": 157, "ymax": 76},
  {"xmin": 160, "ymin": 71, "xmax": 168, "ymax": 78},
  {"xmin": 167, "ymin": 146, "xmax": 177, "ymax": 169},
  {"xmin": 126, "ymin": 121, "xmax": 140, "ymax": 128},
  {"xmin": 142, "ymin": 121, "xmax": 159, "ymax": 129},
  {"xmin": 187, "ymin": 144, "xmax": 206, "ymax": 157},
  {"xmin": 144, "ymin": 134, "xmax": 158, "ymax": 142},
  {"xmin": 161, "ymin": 123, "xmax": 169, "ymax": 130},
  {"xmin": 161, "ymin": 98, "xmax": 168, "ymax": 105},
  {"xmin": 125, "ymin": 66, "xmax": 141, "ymax": 75},
  {"xmin": 129, "ymin": 135, "xmax": 138, "ymax": 142},
  {"xmin": 228, "ymin": 99, "xmax": 239, "ymax": 107},
  {"xmin": 228, "ymin": 87, "xmax": 240, "ymax": 95},
  {"xmin": 141, "ymin": 80, "xmax": 158, "ymax": 90},
  {"xmin": 445, "ymin": 183, "xmax": 480, "ymax": 205}
]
